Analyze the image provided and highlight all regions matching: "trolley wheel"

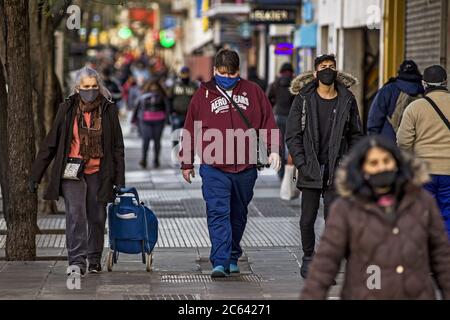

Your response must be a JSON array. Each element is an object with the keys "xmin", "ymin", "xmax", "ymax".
[
  {"xmin": 145, "ymin": 253, "xmax": 153, "ymax": 272},
  {"xmin": 107, "ymin": 251, "xmax": 114, "ymax": 272}
]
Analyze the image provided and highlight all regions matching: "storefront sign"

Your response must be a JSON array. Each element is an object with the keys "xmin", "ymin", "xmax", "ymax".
[
  {"xmin": 254, "ymin": 0, "xmax": 301, "ymax": 4},
  {"xmin": 249, "ymin": 7, "xmax": 297, "ymax": 24},
  {"xmin": 275, "ymin": 43, "xmax": 294, "ymax": 55}
]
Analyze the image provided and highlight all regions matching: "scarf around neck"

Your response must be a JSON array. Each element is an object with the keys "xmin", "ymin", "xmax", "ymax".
[{"xmin": 77, "ymin": 94, "xmax": 104, "ymax": 161}]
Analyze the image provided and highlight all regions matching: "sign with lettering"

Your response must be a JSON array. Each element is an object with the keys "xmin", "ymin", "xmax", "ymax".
[{"xmin": 249, "ymin": 7, "xmax": 297, "ymax": 24}]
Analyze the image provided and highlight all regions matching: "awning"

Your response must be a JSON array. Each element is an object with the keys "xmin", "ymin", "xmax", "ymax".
[{"xmin": 294, "ymin": 23, "xmax": 317, "ymax": 48}]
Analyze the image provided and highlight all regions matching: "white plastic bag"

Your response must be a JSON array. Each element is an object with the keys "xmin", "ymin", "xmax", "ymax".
[{"xmin": 280, "ymin": 164, "xmax": 300, "ymax": 200}]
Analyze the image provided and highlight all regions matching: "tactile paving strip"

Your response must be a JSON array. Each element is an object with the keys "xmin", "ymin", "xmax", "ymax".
[
  {"xmin": 124, "ymin": 294, "xmax": 200, "ymax": 300},
  {"xmin": 0, "ymin": 217, "xmax": 301, "ymax": 248},
  {"xmin": 161, "ymin": 274, "xmax": 263, "ymax": 283}
]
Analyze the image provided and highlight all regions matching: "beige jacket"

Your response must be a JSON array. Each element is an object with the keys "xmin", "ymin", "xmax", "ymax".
[{"xmin": 397, "ymin": 90, "xmax": 450, "ymax": 175}]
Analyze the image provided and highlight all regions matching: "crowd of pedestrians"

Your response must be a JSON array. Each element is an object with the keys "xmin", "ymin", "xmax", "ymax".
[{"xmin": 28, "ymin": 46, "xmax": 450, "ymax": 299}]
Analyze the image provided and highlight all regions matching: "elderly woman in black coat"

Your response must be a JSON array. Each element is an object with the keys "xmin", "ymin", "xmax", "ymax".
[{"xmin": 30, "ymin": 67, "xmax": 125, "ymax": 277}]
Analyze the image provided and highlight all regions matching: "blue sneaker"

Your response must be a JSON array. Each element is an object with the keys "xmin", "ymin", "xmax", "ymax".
[
  {"xmin": 229, "ymin": 263, "xmax": 240, "ymax": 274},
  {"xmin": 211, "ymin": 266, "xmax": 228, "ymax": 278}
]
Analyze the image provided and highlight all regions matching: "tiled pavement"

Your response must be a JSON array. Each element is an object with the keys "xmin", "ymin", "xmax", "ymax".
[{"xmin": 0, "ymin": 123, "xmax": 341, "ymax": 300}]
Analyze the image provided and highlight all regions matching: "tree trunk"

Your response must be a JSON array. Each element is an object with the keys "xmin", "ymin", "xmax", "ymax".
[
  {"xmin": 28, "ymin": 1, "xmax": 53, "ymax": 218},
  {"xmin": 4, "ymin": 0, "xmax": 37, "ymax": 260},
  {"xmin": 29, "ymin": 1, "xmax": 63, "ymax": 216},
  {"xmin": 29, "ymin": 0, "xmax": 45, "ymax": 152},
  {"xmin": 40, "ymin": 7, "xmax": 60, "ymax": 215},
  {"xmin": 0, "ymin": 0, "xmax": 6, "ymax": 66},
  {"xmin": 0, "ymin": 0, "xmax": 8, "ymax": 224},
  {"xmin": 0, "ymin": 56, "xmax": 8, "ymax": 225}
]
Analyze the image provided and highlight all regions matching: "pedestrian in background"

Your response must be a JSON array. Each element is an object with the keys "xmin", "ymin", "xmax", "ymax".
[
  {"xmin": 398, "ymin": 65, "xmax": 450, "ymax": 238},
  {"xmin": 180, "ymin": 49, "xmax": 281, "ymax": 278},
  {"xmin": 301, "ymin": 136, "xmax": 450, "ymax": 300},
  {"xmin": 367, "ymin": 60, "xmax": 423, "ymax": 140},
  {"xmin": 132, "ymin": 80, "xmax": 168, "ymax": 169},
  {"xmin": 29, "ymin": 67, "xmax": 125, "ymax": 277},
  {"xmin": 248, "ymin": 65, "xmax": 267, "ymax": 92},
  {"xmin": 286, "ymin": 54, "xmax": 363, "ymax": 279},
  {"xmin": 169, "ymin": 66, "xmax": 198, "ymax": 147},
  {"xmin": 101, "ymin": 67, "xmax": 123, "ymax": 109},
  {"xmin": 267, "ymin": 62, "xmax": 295, "ymax": 180}
]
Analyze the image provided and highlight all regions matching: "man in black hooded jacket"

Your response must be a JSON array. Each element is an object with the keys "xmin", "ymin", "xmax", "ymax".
[{"xmin": 286, "ymin": 54, "xmax": 363, "ymax": 278}]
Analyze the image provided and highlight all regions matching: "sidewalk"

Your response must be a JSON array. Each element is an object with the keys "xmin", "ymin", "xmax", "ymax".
[{"xmin": 0, "ymin": 122, "xmax": 342, "ymax": 300}]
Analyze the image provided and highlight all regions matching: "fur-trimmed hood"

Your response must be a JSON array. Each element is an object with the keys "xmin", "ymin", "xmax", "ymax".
[
  {"xmin": 335, "ymin": 151, "xmax": 431, "ymax": 198},
  {"xmin": 290, "ymin": 71, "xmax": 359, "ymax": 95}
]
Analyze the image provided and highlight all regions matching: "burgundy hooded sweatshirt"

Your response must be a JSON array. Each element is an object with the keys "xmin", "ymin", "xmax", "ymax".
[{"xmin": 180, "ymin": 78, "xmax": 280, "ymax": 173}]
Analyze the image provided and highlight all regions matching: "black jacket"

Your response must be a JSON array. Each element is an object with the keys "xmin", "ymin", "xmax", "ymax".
[
  {"xmin": 30, "ymin": 94, "xmax": 125, "ymax": 202},
  {"xmin": 170, "ymin": 79, "xmax": 198, "ymax": 115},
  {"xmin": 267, "ymin": 76, "xmax": 295, "ymax": 117},
  {"xmin": 286, "ymin": 72, "xmax": 363, "ymax": 190}
]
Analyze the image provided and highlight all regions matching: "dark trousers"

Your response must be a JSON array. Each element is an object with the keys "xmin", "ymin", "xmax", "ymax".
[
  {"xmin": 171, "ymin": 114, "xmax": 186, "ymax": 147},
  {"xmin": 275, "ymin": 115, "xmax": 288, "ymax": 180},
  {"xmin": 140, "ymin": 120, "xmax": 165, "ymax": 163},
  {"xmin": 300, "ymin": 187, "xmax": 337, "ymax": 257},
  {"xmin": 62, "ymin": 173, "xmax": 106, "ymax": 272},
  {"xmin": 200, "ymin": 165, "xmax": 257, "ymax": 268}
]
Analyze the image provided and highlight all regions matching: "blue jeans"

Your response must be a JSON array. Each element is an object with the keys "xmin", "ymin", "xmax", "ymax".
[
  {"xmin": 200, "ymin": 165, "xmax": 257, "ymax": 268},
  {"xmin": 424, "ymin": 174, "xmax": 450, "ymax": 238}
]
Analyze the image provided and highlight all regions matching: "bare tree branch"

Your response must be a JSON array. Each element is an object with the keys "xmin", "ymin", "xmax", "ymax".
[{"xmin": 0, "ymin": 0, "xmax": 7, "ymax": 77}]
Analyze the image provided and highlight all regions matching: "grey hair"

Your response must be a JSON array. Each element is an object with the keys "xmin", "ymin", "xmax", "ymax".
[{"xmin": 72, "ymin": 67, "xmax": 112, "ymax": 101}]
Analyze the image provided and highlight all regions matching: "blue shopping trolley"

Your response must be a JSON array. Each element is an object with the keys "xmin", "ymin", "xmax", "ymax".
[{"xmin": 107, "ymin": 187, "xmax": 158, "ymax": 272}]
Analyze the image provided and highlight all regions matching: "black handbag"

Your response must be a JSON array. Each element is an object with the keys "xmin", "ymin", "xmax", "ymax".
[{"xmin": 62, "ymin": 157, "xmax": 85, "ymax": 180}]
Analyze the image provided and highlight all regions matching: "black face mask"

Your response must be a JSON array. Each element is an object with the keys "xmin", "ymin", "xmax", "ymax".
[
  {"xmin": 317, "ymin": 68, "xmax": 338, "ymax": 86},
  {"xmin": 181, "ymin": 77, "xmax": 190, "ymax": 84},
  {"xmin": 365, "ymin": 171, "xmax": 397, "ymax": 190}
]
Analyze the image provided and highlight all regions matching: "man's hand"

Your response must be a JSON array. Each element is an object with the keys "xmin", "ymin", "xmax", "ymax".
[
  {"xmin": 268, "ymin": 153, "xmax": 282, "ymax": 172},
  {"xmin": 182, "ymin": 169, "xmax": 195, "ymax": 184}
]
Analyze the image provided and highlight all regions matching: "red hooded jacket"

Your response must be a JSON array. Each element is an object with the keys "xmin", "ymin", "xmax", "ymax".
[{"xmin": 180, "ymin": 78, "xmax": 280, "ymax": 173}]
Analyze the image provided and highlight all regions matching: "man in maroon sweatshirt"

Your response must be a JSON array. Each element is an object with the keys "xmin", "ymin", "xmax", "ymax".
[{"xmin": 179, "ymin": 49, "xmax": 281, "ymax": 277}]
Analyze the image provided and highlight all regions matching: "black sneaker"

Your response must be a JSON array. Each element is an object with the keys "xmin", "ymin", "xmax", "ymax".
[
  {"xmin": 139, "ymin": 160, "xmax": 147, "ymax": 169},
  {"xmin": 300, "ymin": 256, "xmax": 313, "ymax": 279},
  {"xmin": 153, "ymin": 159, "xmax": 160, "ymax": 169},
  {"xmin": 88, "ymin": 263, "xmax": 102, "ymax": 274}
]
